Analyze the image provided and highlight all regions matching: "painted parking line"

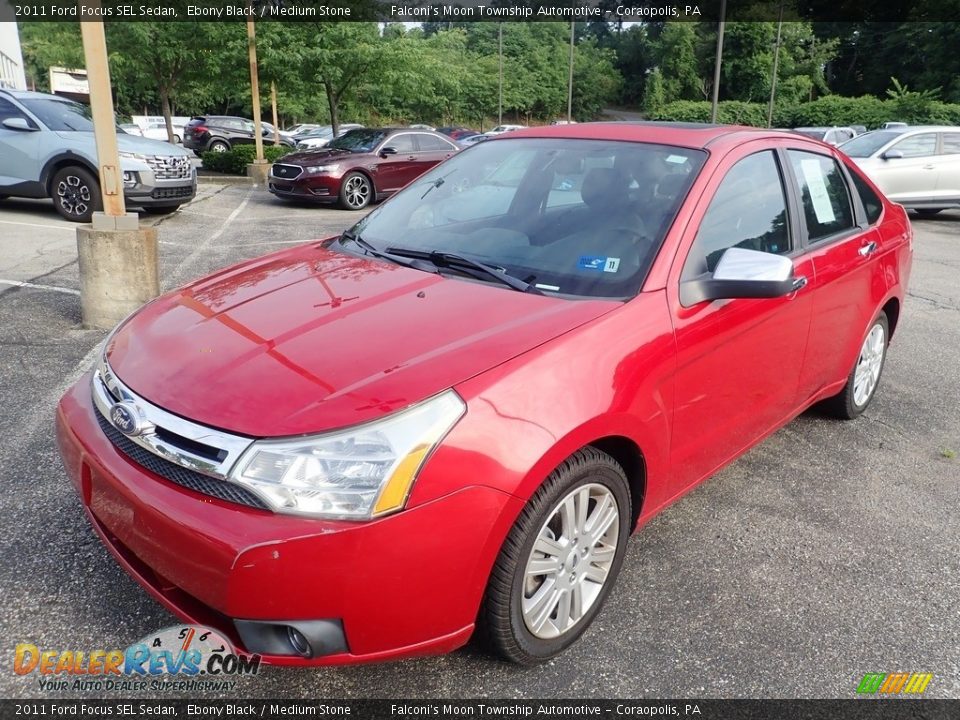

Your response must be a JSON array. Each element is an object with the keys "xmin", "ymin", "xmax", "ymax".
[
  {"xmin": 0, "ymin": 279, "xmax": 80, "ymax": 295},
  {"xmin": 0, "ymin": 220, "xmax": 74, "ymax": 231}
]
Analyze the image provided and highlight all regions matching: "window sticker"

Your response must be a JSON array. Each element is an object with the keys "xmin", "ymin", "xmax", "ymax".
[
  {"xmin": 577, "ymin": 256, "xmax": 620, "ymax": 273},
  {"xmin": 665, "ymin": 154, "xmax": 688, "ymax": 165},
  {"xmin": 800, "ymin": 158, "xmax": 837, "ymax": 224}
]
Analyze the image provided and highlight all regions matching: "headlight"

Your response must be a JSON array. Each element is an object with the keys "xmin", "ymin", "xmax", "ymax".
[
  {"xmin": 306, "ymin": 164, "xmax": 338, "ymax": 174},
  {"xmin": 118, "ymin": 151, "xmax": 148, "ymax": 162},
  {"xmin": 229, "ymin": 391, "xmax": 466, "ymax": 519}
]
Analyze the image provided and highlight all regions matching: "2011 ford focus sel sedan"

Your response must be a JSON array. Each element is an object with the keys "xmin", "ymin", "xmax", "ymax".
[{"xmin": 56, "ymin": 122, "xmax": 912, "ymax": 666}]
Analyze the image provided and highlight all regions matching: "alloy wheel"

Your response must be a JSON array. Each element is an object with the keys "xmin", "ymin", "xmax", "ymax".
[
  {"xmin": 343, "ymin": 175, "xmax": 370, "ymax": 209},
  {"xmin": 521, "ymin": 483, "xmax": 620, "ymax": 640},
  {"xmin": 853, "ymin": 323, "xmax": 885, "ymax": 407},
  {"xmin": 56, "ymin": 175, "xmax": 91, "ymax": 218}
]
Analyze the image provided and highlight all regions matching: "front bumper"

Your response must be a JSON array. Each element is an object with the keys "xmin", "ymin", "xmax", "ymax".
[
  {"xmin": 56, "ymin": 373, "xmax": 522, "ymax": 665},
  {"xmin": 268, "ymin": 172, "xmax": 342, "ymax": 204}
]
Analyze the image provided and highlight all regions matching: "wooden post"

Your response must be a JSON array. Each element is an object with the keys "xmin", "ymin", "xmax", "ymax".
[
  {"xmin": 567, "ymin": 20, "xmax": 575, "ymax": 123},
  {"xmin": 271, "ymin": 81, "xmax": 280, "ymax": 146},
  {"xmin": 710, "ymin": 0, "xmax": 727, "ymax": 124},
  {"xmin": 80, "ymin": 17, "xmax": 125, "ymax": 217},
  {"xmin": 246, "ymin": 14, "xmax": 265, "ymax": 164}
]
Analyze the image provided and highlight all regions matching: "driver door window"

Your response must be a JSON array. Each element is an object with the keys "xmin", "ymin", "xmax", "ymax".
[
  {"xmin": 891, "ymin": 134, "xmax": 936, "ymax": 158},
  {"xmin": 682, "ymin": 151, "xmax": 791, "ymax": 279}
]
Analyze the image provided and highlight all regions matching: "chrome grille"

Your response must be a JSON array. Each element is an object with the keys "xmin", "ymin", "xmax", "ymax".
[
  {"xmin": 91, "ymin": 360, "xmax": 268, "ymax": 511},
  {"xmin": 271, "ymin": 163, "xmax": 302, "ymax": 180},
  {"xmin": 145, "ymin": 155, "xmax": 192, "ymax": 180}
]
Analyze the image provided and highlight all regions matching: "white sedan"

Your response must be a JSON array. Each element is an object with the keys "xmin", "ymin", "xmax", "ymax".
[{"xmin": 840, "ymin": 126, "xmax": 960, "ymax": 215}]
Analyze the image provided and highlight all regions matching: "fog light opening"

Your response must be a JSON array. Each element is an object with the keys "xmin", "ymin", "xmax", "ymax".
[{"xmin": 287, "ymin": 626, "xmax": 313, "ymax": 658}]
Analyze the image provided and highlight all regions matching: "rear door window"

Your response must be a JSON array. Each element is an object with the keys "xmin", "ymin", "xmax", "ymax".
[{"xmin": 786, "ymin": 151, "xmax": 856, "ymax": 242}]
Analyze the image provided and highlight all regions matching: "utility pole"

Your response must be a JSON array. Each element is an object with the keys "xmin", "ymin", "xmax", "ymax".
[
  {"xmin": 567, "ymin": 20, "xmax": 575, "ymax": 123},
  {"xmin": 498, "ymin": 23, "xmax": 503, "ymax": 126},
  {"xmin": 271, "ymin": 82, "xmax": 280, "ymax": 145},
  {"xmin": 710, "ymin": 0, "xmax": 727, "ymax": 123},
  {"xmin": 767, "ymin": 2, "xmax": 785, "ymax": 128},
  {"xmin": 246, "ymin": 5, "xmax": 268, "ymax": 182},
  {"xmin": 77, "ymin": 2, "xmax": 158, "ymax": 329}
]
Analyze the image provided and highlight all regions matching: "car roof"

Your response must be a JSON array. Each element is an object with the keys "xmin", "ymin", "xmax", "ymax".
[
  {"xmin": 0, "ymin": 89, "xmax": 73, "ymax": 102},
  {"xmin": 504, "ymin": 121, "xmax": 786, "ymax": 151}
]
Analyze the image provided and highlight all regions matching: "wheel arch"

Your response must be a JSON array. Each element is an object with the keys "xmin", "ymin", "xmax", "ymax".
[
  {"xmin": 588, "ymin": 436, "xmax": 647, "ymax": 528},
  {"xmin": 345, "ymin": 166, "xmax": 378, "ymax": 195},
  {"xmin": 41, "ymin": 153, "xmax": 99, "ymax": 195},
  {"xmin": 881, "ymin": 296, "xmax": 901, "ymax": 339}
]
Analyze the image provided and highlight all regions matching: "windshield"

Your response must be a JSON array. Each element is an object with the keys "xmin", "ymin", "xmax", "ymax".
[
  {"xmin": 338, "ymin": 138, "xmax": 706, "ymax": 299},
  {"xmin": 302, "ymin": 127, "xmax": 333, "ymax": 138},
  {"xmin": 839, "ymin": 130, "xmax": 903, "ymax": 157},
  {"xmin": 327, "ymin": 129, "xmax": 387, "ymax": 153},
  {"xmin": 21, "ymin": 98, "xmax": 95, "ymax": 132}
]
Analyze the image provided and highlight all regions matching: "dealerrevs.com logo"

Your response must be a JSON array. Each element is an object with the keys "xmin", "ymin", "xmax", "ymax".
[{"xmin": 14, "ymin": 625, "xmax": 261, "ymax": 692}]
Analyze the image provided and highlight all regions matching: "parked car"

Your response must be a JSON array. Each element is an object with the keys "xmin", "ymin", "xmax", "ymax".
[
  {"xmin": 183, "ymin": 115, "xmax": 295, "ymax": 155},
  {"xmin": 851, "ymin": 125, "xmax": 867, "ymax": 135},
  {"xmin": 883, "ymin": 121, "xmax": 909, "ymax": 130},
  {"xmin": 839, "ymin": 126, "xmax": 960, "ymax": 214},
  {"xmin": 140, "ymin": 120, "xmax": 183, "ymax": 144},
  {"xmin": 485, "ymin": 124, "xmax": 526, "ymax": 136},
  {"xmin": 284, "ymin": 123, "xmax": 320, "ymax": 135},
  {"xmin": 456, "ymin": 133, "xmax": 488, "ymax": 148},
  {"xmin": 550, "ymin": 119, "xmax": 577, "ymax": 125},
  {"xmin": 119, "ymin": 123, "xmax": 143, "ymax": 136},
  {"xmin": 295, "ymin": 124, "xmax": 364, "ymax": 150},
  {"xmin": 0, "ymin": 89, "xmax": 196, "ymax": 222},
  {"xmin": 57, "ymin": 122, "xmax": 911, "ymax": 666},
  {"xmin": 260, "ymin": 121, "xmax": 294, "ymax": 143},
  {"xmin": 791, "ymin": 126, "xmax": 858, "ymax": 146},
  {"xmin": 437, "ymin": 126, "xmax": 478, "ymax": 141},
  {"xmin": 270, "ymin": 127, "xmax": 459, "ymax": 209},
  {"xmin": 409, "ymin": 123, "xmax": 435, "ymax": 131}
]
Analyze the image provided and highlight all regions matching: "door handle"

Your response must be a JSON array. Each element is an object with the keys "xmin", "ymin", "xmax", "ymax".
[
  {"xmin": 858, "ymin": 241, "xmax": 878, "ymax": 257},
  {"xmin": 791, "ymin": 275, "xmax": 808, "ymax": 291},
  {"xmin": 922, "ymin": 164, "xmax": 936, "ymax": 170}
]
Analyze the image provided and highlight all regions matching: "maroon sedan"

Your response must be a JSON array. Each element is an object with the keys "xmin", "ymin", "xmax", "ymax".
[{"xmin": 268, "ymin": 128, "xmax": 459, "ymax": 210}]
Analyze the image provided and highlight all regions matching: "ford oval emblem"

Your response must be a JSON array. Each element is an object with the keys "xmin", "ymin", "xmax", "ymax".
[{"xmin": 109, "ymin": 401, "xmax": 142, "ymax": 437}]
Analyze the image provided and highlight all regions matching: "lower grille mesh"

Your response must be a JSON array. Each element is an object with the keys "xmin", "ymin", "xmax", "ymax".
[{"xmin": 94, "ymin": 406, "xmax": 269, "ymax": 510}]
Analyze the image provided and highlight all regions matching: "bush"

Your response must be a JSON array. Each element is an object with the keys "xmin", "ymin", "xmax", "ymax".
[
  {"xmin": 201, "ymin": 144, "xmax": 291, "ymax": 175},
  {"xmin": 651, "ymin": 95, "xmax": 960, "ymax": 130},
  {"xmin": 649, "ymin": 100, "xmax": 768, "ymax": 127}
]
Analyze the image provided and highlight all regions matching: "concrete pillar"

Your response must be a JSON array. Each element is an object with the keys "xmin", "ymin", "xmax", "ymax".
[
  {"xmin": 77, "ymin": 220, "xmax": 160, "ymax": 329},
  {"xmin": 246, "ymin": 162, "xmax": 271, "ymax": 184}
]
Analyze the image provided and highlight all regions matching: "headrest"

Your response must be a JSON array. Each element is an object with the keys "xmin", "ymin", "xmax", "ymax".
[
  {"xmin": 580, "ymin": 168, "xmax": 630, "ymax": 209},
  {"xmin": 656, "ymin": 172, "xmax": 688, "ymax": 199}
]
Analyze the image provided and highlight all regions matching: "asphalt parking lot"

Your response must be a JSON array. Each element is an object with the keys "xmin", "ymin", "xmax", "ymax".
[{"xmin": 1, "ymin": 183, "xmax": 958, "ymax": 700}]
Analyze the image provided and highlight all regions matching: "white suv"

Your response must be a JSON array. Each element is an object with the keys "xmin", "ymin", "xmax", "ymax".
[{"xmin": 0, "ymin": 89, "xmax": 196, "ymax": 222}]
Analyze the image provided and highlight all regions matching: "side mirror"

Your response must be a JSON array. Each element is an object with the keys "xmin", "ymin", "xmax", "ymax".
[
  {"xmin": 379, "ymin": 146, "xmax": 398, "ymax": 157},
  {"xmin": 881, "ymin": 149, "xmax": 904, "ymax": 160},
  {"xmin": 679, "ymin": 248, "xmax": 805, "ymax": 306},
  {"xmin": 2, "ymin": 117, "xmax": 37, "ymax": 132}
]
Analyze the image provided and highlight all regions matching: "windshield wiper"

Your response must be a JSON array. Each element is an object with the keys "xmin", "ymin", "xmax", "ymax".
[
  {"xmin": 419, "ymin": 170, "xmax": 458, "ymax": 200},
  {"xmin": 339, "ymin": 231, "xmax": 437, "ymax": 273},
  {"xmin": 385, "ymin": 246, "xmax": 541, "ymax": 294}
]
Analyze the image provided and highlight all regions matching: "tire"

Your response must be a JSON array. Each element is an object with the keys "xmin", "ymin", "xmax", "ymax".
[
  {"xmin": 0, "ymin": 194, "xmax": 8, "ymax": 201},
  {"xmin": 173, "ymin": 135, "xmax": 182, "ymax": 144},
  {"xmin": 50, "ymin": 166, "xmax": 102, "ymax": 223},
  {"xmin": 193, "ymin": 150, "xmax": 203, "ymax": 157},
  {"xmin": 824, "ymin": 312, "xmax": 889, "ymax": 420},
  {"xmin": 480, "ymin": 447, "xmax": 631, "ymax": 665},
  {"xmin": 914, "ymin": 209, "xmax": 943, "ymax": 217},
  {"xmin": 339, "ymin": 171, "xmax": 373, "ymax": 210},
  {"xmin": 209, "ymin": 140, "xmax": 230, "ymax": 153},
  {"xmin": 142, "ymin": 204, "xmax": 181, "ymax": 215}
]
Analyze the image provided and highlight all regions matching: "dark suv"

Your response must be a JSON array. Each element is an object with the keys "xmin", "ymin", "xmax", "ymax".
[{"xmin": 183, "ymin": 116, "xmax": 295, "ymax": 155}]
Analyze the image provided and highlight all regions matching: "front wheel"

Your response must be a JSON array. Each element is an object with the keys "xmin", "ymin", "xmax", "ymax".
[
  {"xmin": 51, "ymin": 166, "xmax": 102, "ymax": 223},
  {"xmin": 480, "ymin": 447, "xmax": 631, "ymax": 664},
  {"xmin": 208, "ymin": 140, "xmax": 230, "ymax": 153},
  {"xmin": 824, "ymin": 312, "xmax": 889, "ymax": 419},
  {"xmin": 339, "ymin": 172, "xmax": 372, "ymax": 210}
]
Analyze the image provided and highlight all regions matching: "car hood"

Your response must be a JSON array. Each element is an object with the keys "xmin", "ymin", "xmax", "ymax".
[
  {"xmin": 277, "ymin": 147, "xmax": 359, "ymax": 165},
  {"xmin": 54, "ymin": 131, "xmax": 192, "ymax": 157},
  {"xmin": 107, "ymin": 243, "xmax": 617, "ymax": 437}
]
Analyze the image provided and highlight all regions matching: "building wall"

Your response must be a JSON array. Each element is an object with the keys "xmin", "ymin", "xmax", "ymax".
[{"xmin": 0, "ymin": 22, "xmax": 27, "ymax": 90}]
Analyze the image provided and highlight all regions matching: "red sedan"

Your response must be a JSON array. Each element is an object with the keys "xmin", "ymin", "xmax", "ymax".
[
  {"xmin": 268, "ymin": 127, "xmax": 459, "ymax": 210},
  {"xmin": 57, "ymin": 123, "xmax": 912, "ymax": 666}
]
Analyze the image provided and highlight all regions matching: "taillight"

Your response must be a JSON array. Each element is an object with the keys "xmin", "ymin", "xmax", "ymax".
[{"xmin": 192, "ymin": 125, "xmax": 209, "ymax": 134}]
